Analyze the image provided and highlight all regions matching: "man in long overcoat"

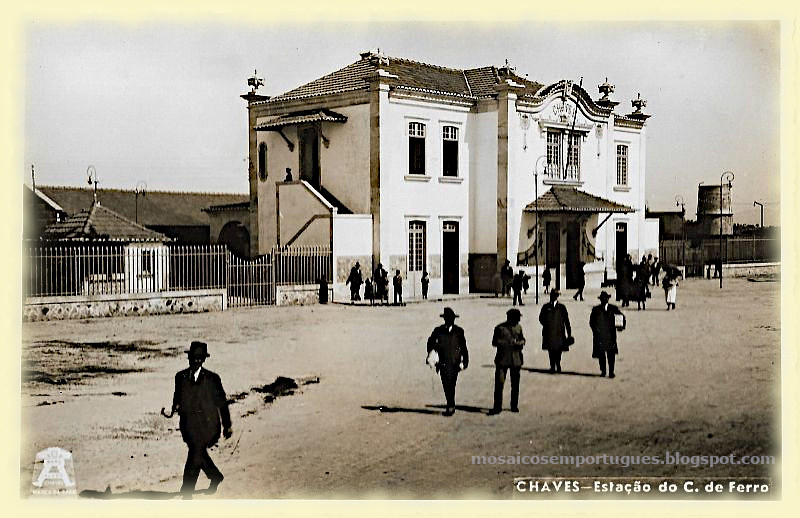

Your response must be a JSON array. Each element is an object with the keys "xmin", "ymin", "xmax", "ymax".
[
  {"xmin": 346, "ymin": 262, "xmax": 363, "ymax": 302},
  {"xmin": 426, "ymin": 307, "xmax": 469, "ymax": 416},
  {"xmin": 539, "ymin": 289, "xmax": 572, "ymax": 373},
  {"xmin": 500, "ymin": 259, "xmax": 514, "ymax": 297},
  {"xmin": 488, "ymin": 309, "xmax": 525, "ymax": 415},
  {"xmin": 589, "ymin": 291, "xmax": 626, "ymax": 378},
  {"xmin": 172, "ymin": 341, "xmax": 232, "ymax": 497}
]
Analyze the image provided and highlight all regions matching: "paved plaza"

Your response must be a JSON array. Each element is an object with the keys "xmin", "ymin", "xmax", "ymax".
[{"xmin": 20, "ymin": 277, "xmax": 780, "ymax": 498}]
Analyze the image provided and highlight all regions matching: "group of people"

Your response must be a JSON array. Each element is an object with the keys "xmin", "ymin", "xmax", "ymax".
[
  {"xmin": 499, "ymin": 259, "xmax": 532, "ymax": 306},
  {"xmin": 426, "ymin": 288, "xmax": 626, "ymax": 416},
  {"xmin": 346, "ymin": 261, "xmax": 431, "ymax": 305},
  {"xmin": 615, "ymin": 253, "xmax": 681, "ymax": 310}
]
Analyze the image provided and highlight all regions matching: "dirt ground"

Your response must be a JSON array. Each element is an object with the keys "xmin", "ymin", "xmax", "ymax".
[{"xmin": 20, "ymin": 277, "xmax": 780, "ymax": 499}]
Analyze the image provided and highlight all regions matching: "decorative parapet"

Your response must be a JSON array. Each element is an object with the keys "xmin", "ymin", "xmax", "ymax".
[{"xmin": 613, "ymin": 114, "xmax": 646, "ymax": 129}]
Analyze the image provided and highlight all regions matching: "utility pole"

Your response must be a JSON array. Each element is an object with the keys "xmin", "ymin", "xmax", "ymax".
[
  {"xmin": 719, "ymin": 171, "xmax": 734, "ymax": 289},
  {"xmin": 753, "ymin": 200, "xmax": 764, "ymax": 228}
]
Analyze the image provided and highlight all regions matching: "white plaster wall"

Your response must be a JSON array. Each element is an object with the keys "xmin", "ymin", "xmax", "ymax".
[
  {"xmin": 379, "ymin": 94, "xmax": 472, "ymax": 297},
  {"xmin": 319, "ymin": 103, "xmax": 371, "ymax": 213},
  {"xmin": 332, "ymin": 214, "xmax": 373, "ymax": 301},
  {"xmin": 467, "ymin": 108, "xmax": 498, "ymax": 255},
  {"xmin": 255, "ymin": 103, "xmax": 370, "ymax": 254}
]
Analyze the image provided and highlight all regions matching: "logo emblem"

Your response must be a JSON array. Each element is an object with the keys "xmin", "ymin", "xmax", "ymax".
[{"xmin": 31, "ymin": 447, "xmax": 77, "ymax": 496}]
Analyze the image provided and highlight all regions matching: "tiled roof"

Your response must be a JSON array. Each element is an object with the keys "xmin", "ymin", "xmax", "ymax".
[
  {"xmin": 37, "ymin": 186, "xmax": 248, "ymax": 227},
  {"xmin": 43, "ymin": 202, "xmax": 170, "ymax": 242},
  {"xmin": 266, "ymin": 53, "xmax": 544, "ymax": 103},
  {"xmin": 524, "ymin": 186, "xmax": 634, "ymax": 213},
  {"xmin": 254, "ymin": 109, "xmax": 348, "ymax": 130},
  {"xmin": 204, "ymin": 201, "xmax": 251, "ymax": 212}
]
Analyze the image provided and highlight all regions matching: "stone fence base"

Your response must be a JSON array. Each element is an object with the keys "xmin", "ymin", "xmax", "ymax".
[
  {"xmin": 276, "ymin": 284, "xmax": 333, "ymax": 306},
  {"xmin": 721, "ymin": 262, "xmax": 780, "ymax": 278},
  {"xmin": 23, "ymin": 289, "xmax": 227, "ymax": 322}
]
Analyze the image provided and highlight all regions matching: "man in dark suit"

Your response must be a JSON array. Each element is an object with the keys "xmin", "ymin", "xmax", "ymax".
[
  {"xmin": 488, "ymin": 309, "xmax": 525, "ymax": 415},
  {"xmin": 500, "ymin": 260, "xmax": 514, "ymax": 297},
  {"xmin": 589, "ymin": 291, "xmax": 626, "ymax": 378},
  {"xmin": 171, "ymin": 341, "xmax": 232, "ymax": 498},
  {"xmin": 512, "ymin": 270, "xmax": 525, "ymax": 306},
  {"xmin": 539, "ymin": 289, "xmax": 572, "ymax": 373},
  {"xmin": 426, "ymin": 308, "xmax": 469, "ymax": 416}
]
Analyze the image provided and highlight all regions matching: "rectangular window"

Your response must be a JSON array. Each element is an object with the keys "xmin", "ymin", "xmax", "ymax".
[
  {"xmin": 617, "ymin": 144, "xmax": 628, "ymax": 185},
  {"xmin": 408, "ymin": 221, "xmax": 426, "ymax": 272},
  {"xmin": 566, "ymin": 133, "xmax": 580, "ymax": 180},
  {"xmin": 442, "ymin": 125, "xmax": 459, "ymax": 177},
  {"xmin": 408, "ymin": 122, "xmax": 426, "ymax": 175},
  {"xmin": 546, "ymin": 130, "xmax": 561, "ymax": 177}
]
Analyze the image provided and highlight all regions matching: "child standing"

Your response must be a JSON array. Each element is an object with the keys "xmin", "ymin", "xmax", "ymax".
[
  {"xmin": 364, "ymin": 278, "xmax": 374, "ymax": 306},
  {"xmin": 421, "ymin": 271, "xmax": 430, "ymax": 299},
  {"xmin": 393, "ymin": 269, "xmax": 404, "ymax": 306},
  {"xmin": 542, "ymin": 268, "xmax": 551, "ymax": 294}
]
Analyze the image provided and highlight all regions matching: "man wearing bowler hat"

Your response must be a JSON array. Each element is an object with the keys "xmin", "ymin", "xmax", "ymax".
[
  {"xmin": 539, "ymin": 289, "xmax": 572, "ymax": 373},
  {"xmin": 171, "ymin": 341, "xmax": 232, "ymax": 498},
  {"xmin": 488, "ymin": 308, "xmax": 525, "ymax": 415},
  {"xmin": 426, "ymin": 308, "xmax": 469, "ymax": 416},
  {"xmin": 589, "ymin": 291, "xmax": 626, "ymax": 378}
]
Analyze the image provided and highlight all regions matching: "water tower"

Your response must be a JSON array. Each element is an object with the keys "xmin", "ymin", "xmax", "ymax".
[{"xmin": 697, "ymin": 183, "xmax": 733, "ymax": 236}]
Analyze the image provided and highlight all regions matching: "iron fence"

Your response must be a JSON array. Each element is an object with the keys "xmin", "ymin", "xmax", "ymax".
[
  {"xmin": 24, "ymin": 244, "xmax": 332, "ymax": 307},
  {"xmin": 659, "ymin": 237, "xmax": 779, "ymax": 277}
]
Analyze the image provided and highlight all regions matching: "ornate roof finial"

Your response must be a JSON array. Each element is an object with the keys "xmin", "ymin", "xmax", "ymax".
[
  {"xmin": 596, "ymin": 77, "xmax": 619, "ymax": 110},
  {"xmin": 247, "ymin": 69, "xmax": 264, "ymax": 94},
  {"xmin": 628, "ymin": 92, "xmax": 651, "ymax": 120}
]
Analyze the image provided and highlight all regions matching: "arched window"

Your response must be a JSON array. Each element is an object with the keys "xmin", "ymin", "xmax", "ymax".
[{"xmin": 258, "ymin": 142, "xmax": 268, "ymax": 181}]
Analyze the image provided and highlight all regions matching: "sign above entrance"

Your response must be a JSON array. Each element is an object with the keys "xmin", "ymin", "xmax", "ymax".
[{"xmin": 552, "ymin": 101, "xmax": 575, "ymax": 122}]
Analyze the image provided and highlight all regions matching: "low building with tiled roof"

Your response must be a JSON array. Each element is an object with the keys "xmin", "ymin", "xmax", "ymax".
[
  {"xmin": 43, "ymin": 202, "xmax": 169, "ymax": 242},
  {"xmin": 242, "ymin": 50, "xmax": 658, "ymax": 296},
  {"xmin": 25, "ymin": 184, "xmax": 251, "ymax": 255}
]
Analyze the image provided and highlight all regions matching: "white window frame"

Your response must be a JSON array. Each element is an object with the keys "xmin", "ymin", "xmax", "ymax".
[
  {"xmin": 616, "ymin": 144, "xmax": 629, "ymax": 186},
  {"xmin": 442, "ymin": 125, "xmax": 459, "ymax": 178},
  {"xmin": 408, "ymin": 220, "xmax": 427, "ymax": 273},
  {"xmin": 408, "ymin": 122, "xmax": 427, "ymax": 176}
]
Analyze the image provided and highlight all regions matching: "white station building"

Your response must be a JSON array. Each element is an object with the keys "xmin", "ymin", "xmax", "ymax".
[{"xmin": 241, "ymin": 51, "xmax": 659, "ymax": 299}]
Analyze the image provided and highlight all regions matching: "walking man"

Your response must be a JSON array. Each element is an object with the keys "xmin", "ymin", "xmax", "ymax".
[
  {"xmin": 589, "ymin": 291, "xmax": 625, "ymax": 378},
  {"xmin": 500, "ymin": 259, "xmax": 514, "ymax": 297},
  {"xmin": 171, "ymin": 341, "xmax": 232, "ymax": 498},
  {"xmin": 572, "ymin": 261, "xmax": 585, "ymax": 301},
  {"xmin": 346, "ymin": 261, "xmax": 363, "ymax": 302},
  {"xmin": 488, "ymin": 309, "xmax": 525, "ymax": 415},
  {"xmin": 539, "ymin": 289, "xmax": 572, "ymax": 373},
  {"xmin": 542, "ymin": 267, "xmax": 551, "ymax": 294},
  {"xmin": 426, "ymin": 308, "xmax": 469, "ymax": 416},
  {"xmin": 512, "ymin": 270, "xmax": 525, "ymax": 306}
]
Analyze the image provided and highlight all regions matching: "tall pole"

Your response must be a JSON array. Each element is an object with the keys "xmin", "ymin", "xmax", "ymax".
[
  {"xmin": 675, "ymin": 195, "xmax": 685, "ymax": 268},
  {"xmin": 719, "ymin": 171, "xmax": 734, "ymax": 289},
  {"xmin": 753, "ymin": 200, "xmax": 764, "ymax": 228},
  {"xmin": 534, "ymin": 155, "xmax": 546, "ymax": 305},
  {"xmin": 87, "ymin": 165, "xmax": 98, "ymax": 203},
  {"xmin": 135, "ymin": 181, "xmax": 147, "ymax": 224}
]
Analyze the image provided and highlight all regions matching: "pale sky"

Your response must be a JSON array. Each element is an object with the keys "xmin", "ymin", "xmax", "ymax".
[{"xmin": 23, "ymin": 21, "xmax": 780, "ymax": 225}]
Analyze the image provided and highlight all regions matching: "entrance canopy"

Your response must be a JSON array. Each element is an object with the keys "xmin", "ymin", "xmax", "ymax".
[
  {"xmin": 253, "ymin": 109, "xmax": 348, "ymax": 131},
  {"xmin": 524, "ymin": 186, "xmax": 634, "ymax": 214}
]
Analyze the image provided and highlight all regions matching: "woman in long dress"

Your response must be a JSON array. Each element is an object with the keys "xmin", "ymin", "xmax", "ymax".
[{"xmin": 663, "ymin": 271, "xmax": 678, "ymax": 310}]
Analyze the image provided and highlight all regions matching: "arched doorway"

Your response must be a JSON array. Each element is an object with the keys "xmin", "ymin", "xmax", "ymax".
[{"xmin": 218, "ymin": 221, "xmax": 250, "ymax": 258}]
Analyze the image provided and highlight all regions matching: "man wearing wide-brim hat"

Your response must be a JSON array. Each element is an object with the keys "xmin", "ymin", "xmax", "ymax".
[
  {"xmin": 589, "ymin": 291, "xmax": 626, "ymax": 378},
  {"xmin": 426, "ymin": 308, "xmax": 469, "ymax": 416},
  {"xmin": 171, "ymin": 341, "xmax": 232, "ymax": 497},
  {"xmin": 488, "ymin": 308, "xmax": 526, "ymax": 415}
]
